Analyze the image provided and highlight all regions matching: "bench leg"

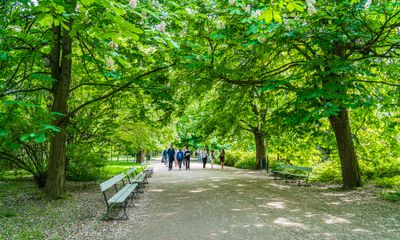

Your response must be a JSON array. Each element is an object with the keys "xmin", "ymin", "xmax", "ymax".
[{"xmin": 122, "ymin": 202, "xmax": 129, "ymax": 220}]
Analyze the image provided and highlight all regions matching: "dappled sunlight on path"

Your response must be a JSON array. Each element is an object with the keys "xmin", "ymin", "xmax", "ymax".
[{"xmin": 127, "ymin": 159, "xmax": 400, "ymax": 240}]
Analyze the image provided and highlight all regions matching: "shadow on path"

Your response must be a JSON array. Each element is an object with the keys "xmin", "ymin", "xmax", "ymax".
[{"xmin": 127, "ymin": 160, "xmax": 400, "ymax": 240}]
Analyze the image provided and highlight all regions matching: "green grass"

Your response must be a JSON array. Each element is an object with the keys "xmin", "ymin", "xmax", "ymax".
[
  {"xmin": 100, "ymin": 161, "xmax": 142, "ymax": 179},
  {"xmin": 381, "ymin": 189, "xmax": 400, "ymax": 202},
  {"xmin": 0, "ymin": 170, "xmax": 32, "ymax": 181}
]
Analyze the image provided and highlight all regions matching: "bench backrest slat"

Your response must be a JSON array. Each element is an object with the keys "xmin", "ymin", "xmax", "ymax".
[
  {"xmin": 283, "ymin": 165, "xmax": 312, "ymax": 172},
  {"xmin": 100, "ymin": 173, "xmax": 125, "ymax": 192},
  {"xmin": 126, "ymin": 167, "xmax": 137, "ymax": 176}
]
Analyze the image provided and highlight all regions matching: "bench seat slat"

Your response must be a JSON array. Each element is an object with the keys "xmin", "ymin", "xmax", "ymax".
[
  {"xmin": 100, "ymin": 173, "xmax": 124, "ymax": 192},
  {"xmin": 108, "ymin": 183, "xmax": 139, "ymax": 204}
]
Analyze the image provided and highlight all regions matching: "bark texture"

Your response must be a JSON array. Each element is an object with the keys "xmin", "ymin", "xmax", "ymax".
[
  {"xmin": 46, "ymin": 1, "xmax": 76, "ymax": 198},
  {"xmin": 329, "ymin": 109, "xmax": 362, "ymax": 189},
  {"xmin": 254, "ymin": 131, "xmax": 266, "ymax": 170}
]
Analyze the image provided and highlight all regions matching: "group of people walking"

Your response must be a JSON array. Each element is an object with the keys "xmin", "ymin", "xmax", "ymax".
[{"xmin": 161, "ymin": 145, "xmax": 225, "ymax": 171}]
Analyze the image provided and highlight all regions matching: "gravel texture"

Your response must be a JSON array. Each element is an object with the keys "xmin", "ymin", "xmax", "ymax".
[{"xmin": 1, "ymin": 160, "xmax": 399, "ymax": 240}]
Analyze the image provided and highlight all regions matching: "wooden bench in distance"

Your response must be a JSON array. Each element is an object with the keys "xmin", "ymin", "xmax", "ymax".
[
  {"xmin": 126, "ymin": 167, "xmax": 147, "ymax": 193},
  {"xmin": 273, "ymin": 164, "xmax": 312, "ymax": 186},
  {"xmin": 141, "ymin": 162, "xmax": 154, "ymax": 177},
  {"xmin": 99, "ymin": 173, "xmax": 138, "ymax": 220}
]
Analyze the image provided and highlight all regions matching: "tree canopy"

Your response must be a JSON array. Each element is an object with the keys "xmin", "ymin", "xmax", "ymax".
[{"xmin": 1, "ymin": 0, "xmax": 399, "ymax": 197}]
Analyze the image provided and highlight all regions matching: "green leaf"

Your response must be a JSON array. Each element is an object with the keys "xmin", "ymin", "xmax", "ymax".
[
  {"xmin": 34, "ymin": 133, "xmax": 47, "ymax": 143},
  {"xmin": 0, "ymin": 51, "xmax": 7, "ymax": 61},
  {"xmin": 20, "ymin": 134, "xmax": 31, "ymax": 142},
  {"xmin": 50, "ymin": 112, "xmax": 65, "ymax": 117},
  {"xmin": 261, "ymin": 9, "xmax": 273, "ymax": 23},
  {"xmin": 41, "ymin": 124, "xmax": 62, "ymax": 133},
  {"xmin": 0, "ymin": 129, "xmax": 7, "ymax": 137},
  {"xmin": 287, "ymin": 2, "xmax": 295, "ymax": 12}
]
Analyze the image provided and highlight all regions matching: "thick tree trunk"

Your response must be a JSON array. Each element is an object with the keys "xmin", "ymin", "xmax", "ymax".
[
  {"xmin": 329, "ymin": 109, "xmax": 362, "ymax": 189},
  {"xmin": 254, "ymin": 131, "xmax": 265, "ymax": 170},
  {"xmin": 136, "ymin": 150, "xmax": 144, "ymax": 163},
  {"xmin": 46, "ymin": 3, "xmax": 75, "ymax": 198}
]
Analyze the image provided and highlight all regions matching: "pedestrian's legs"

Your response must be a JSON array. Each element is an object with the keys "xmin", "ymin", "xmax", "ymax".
[
  {"xmin": 186, "ymin": 158, "xmax": 190, "ymax": 169},
  {"xmin": 202, "ymin": 158, "xmax": 207, "ymax": 168},
  {"xmin": 168, "ymin": 159, "xmax": 173, "ymax": 170},
  {"xmin": 211, "ymin": 158, "xmax": 214, "ymax": 169},
  {"xmin": 178, "ymin": 160, "xmax": 182, "ymax": 170}
]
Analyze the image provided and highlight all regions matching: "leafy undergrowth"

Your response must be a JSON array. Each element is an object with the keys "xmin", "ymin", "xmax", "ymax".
[{"xmin": 376, "ymin": 176, "xmax": 400, "ymax": 202}]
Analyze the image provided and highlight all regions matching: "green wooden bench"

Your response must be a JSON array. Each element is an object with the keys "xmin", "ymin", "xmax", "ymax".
[
  {"xmin": 99, "ymin": 173, "xmax": 139, "ymax": 220},
  {"xmin": 141, "ymin": 162, "xmax": 154, "ymax": 177},
  {"xmin": 126, "ymin": 167, "xmax": 147, "ymax": 193},
  {"xmin": 273, "ymin": 164, "xmax": 312, "ymax": 186}
]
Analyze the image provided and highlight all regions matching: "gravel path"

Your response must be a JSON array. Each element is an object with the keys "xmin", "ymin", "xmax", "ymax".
[{"xmin": 125, "ymin": 160, "xmax": 400, "ymax": 240}]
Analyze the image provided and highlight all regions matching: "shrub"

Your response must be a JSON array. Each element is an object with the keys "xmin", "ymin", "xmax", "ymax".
[
  {"xmin": 224, "ymin": 151, "xmax": 241, "ymax": 167},
  {"xmin": 375, "ymin": 176, "xmax": 400, "ymax": 189},
  {"xmin": 359, "ymin": 160, "xmax": 375, "ymax": 180},
  {"xmin": 310, "ymin": 160, "xmax": 342, "ymax": 183},
  {"xmin": 224, "ymin": 151, "xmax": 256, "ymax": 169},
  {"xmin": 66, "ymin": 146, "xmax": 105, "ymax": 181},
  {"xmin": 234, "ymin": 153, "xmax": 256, "ymax": 169},
  {"xmin": 381, "ymin": 190, "xmax": 400, "ymax": 202},
  {"xmin": 373, "ymin": 158, "xmax": 400, "ymax": 178}
]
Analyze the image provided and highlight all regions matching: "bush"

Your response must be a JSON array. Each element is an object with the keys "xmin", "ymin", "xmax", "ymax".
[
  {"xmin": 66, "ymin": 146, "xmax": 105, "ymax": 181},
  {"xmin": 224, "ymin": 151, "xmax": 241, "ymax": 167},
  {"xmin": 234, "ymin": 155, "xmax": 256, "ymax": 169},
  {"xmin": 310, "ymin": 160, "xmax": 342, "ymax": 183},
  {"xmin": 381, "ymin": 190, "xmax": 400, "ymax": 202},
  {"xmin": 359, "ymin": 160, "xmax": 375, "ymax": 180},
  {"xmin": 224, "ymin": 151, "xmax": 256, "ymax": 169},
  {"xmin": 373, "ymin": 158, "xmax": 400, "ymax": 178},
  {"xmin": 375, "ymin": 176, "xmax": 400, "ymax": 189}
]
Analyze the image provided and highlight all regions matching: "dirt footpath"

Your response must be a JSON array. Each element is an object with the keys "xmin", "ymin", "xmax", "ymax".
[{"xmin": 125, "ymin": 160, "xmax": 399, "ymax": 240}]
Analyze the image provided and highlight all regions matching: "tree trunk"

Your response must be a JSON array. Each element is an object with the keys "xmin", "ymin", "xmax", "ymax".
[
  {"xmin": 254, "ymin": 131, "xmax": 265, "ymax": 170},
  {"xmin": 329, "ymin": 109, "xmax": 362, "ymax": 189},
  {"xmin": 136, "ymin": 150, "xmax": 144, "ymax": 163},
  {"xmin": 46, "ymin": 2, "xmax": 75, "ymax": 198}
]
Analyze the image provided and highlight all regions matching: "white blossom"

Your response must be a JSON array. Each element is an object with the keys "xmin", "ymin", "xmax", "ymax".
[
  {"xmin": 129, "ymin": 0, "xmax": 139, "ymax": 8},
  {"xmin": 229, "ymin": 0, "xmax": 235, "ymax": 6},
  {"xmin": 251, "ymin": 9, "xmax": 261, "ymax": 18},
  {"xmin": 108, "ymin": 41, "xmax": 119, "ymax": 50},
  {"xmin": 107, "ymin": 57, "xmax": 115, "ymax": 69},
  {"xmin": 364, "ymin": 0, "xmax": 372, "ymax": 10},
  {"xmin": 243, "ymin": 5, "xmax": 251, "ymax": 13},
  {"xmin": 186, "ymin": 8, "xmax": 195, "ymax": 15},
  {"xmin": 216, "ymin": 20, "xmax": 225, "ymax": 29},
  {"xmin": 306, "ymin": 0, "xmax": 317, "ymax": 15},
  {"xmin": 155, "ymin": 21, "xmax": 167, "ymax": 32}
]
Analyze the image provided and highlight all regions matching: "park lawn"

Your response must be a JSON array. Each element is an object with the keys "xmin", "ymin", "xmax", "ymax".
[{"xmin": 101, "ymin": 160, "xmax": 142, "ymax": 179}]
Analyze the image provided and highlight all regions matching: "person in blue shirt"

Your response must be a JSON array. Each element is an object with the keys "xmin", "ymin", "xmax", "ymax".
[
  {"xmin": 176, "ymin": 148, "xmax": 184, "ymax": 170},
  {"xmin": 167, "ymin": 145, "xmax": 175, "ymax": 171}
]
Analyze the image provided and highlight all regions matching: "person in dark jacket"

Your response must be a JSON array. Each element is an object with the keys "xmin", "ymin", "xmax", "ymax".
[
  {"xmin": 167, "ymin": 145, "xmax": 175, "ymax": 171},
  {"xmin": 184, "ymin": 148, "xmax": 191, "ymax": 170},
  {"xmin": 176, "ymin": 148, "xmax": 184, "ymax": 170},
  {"xmin": 202, "ymin": 147, "xmax": 208, "ymax": 169}
]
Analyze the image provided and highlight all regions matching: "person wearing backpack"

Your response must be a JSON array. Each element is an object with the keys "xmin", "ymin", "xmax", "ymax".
[
  {"xmin": 176, "ymin": 148, "xmax": 184, "ymax": 170},
  {"xmin": 184, "ymin": 148, "xmax": 191, "ymax": 170}
]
